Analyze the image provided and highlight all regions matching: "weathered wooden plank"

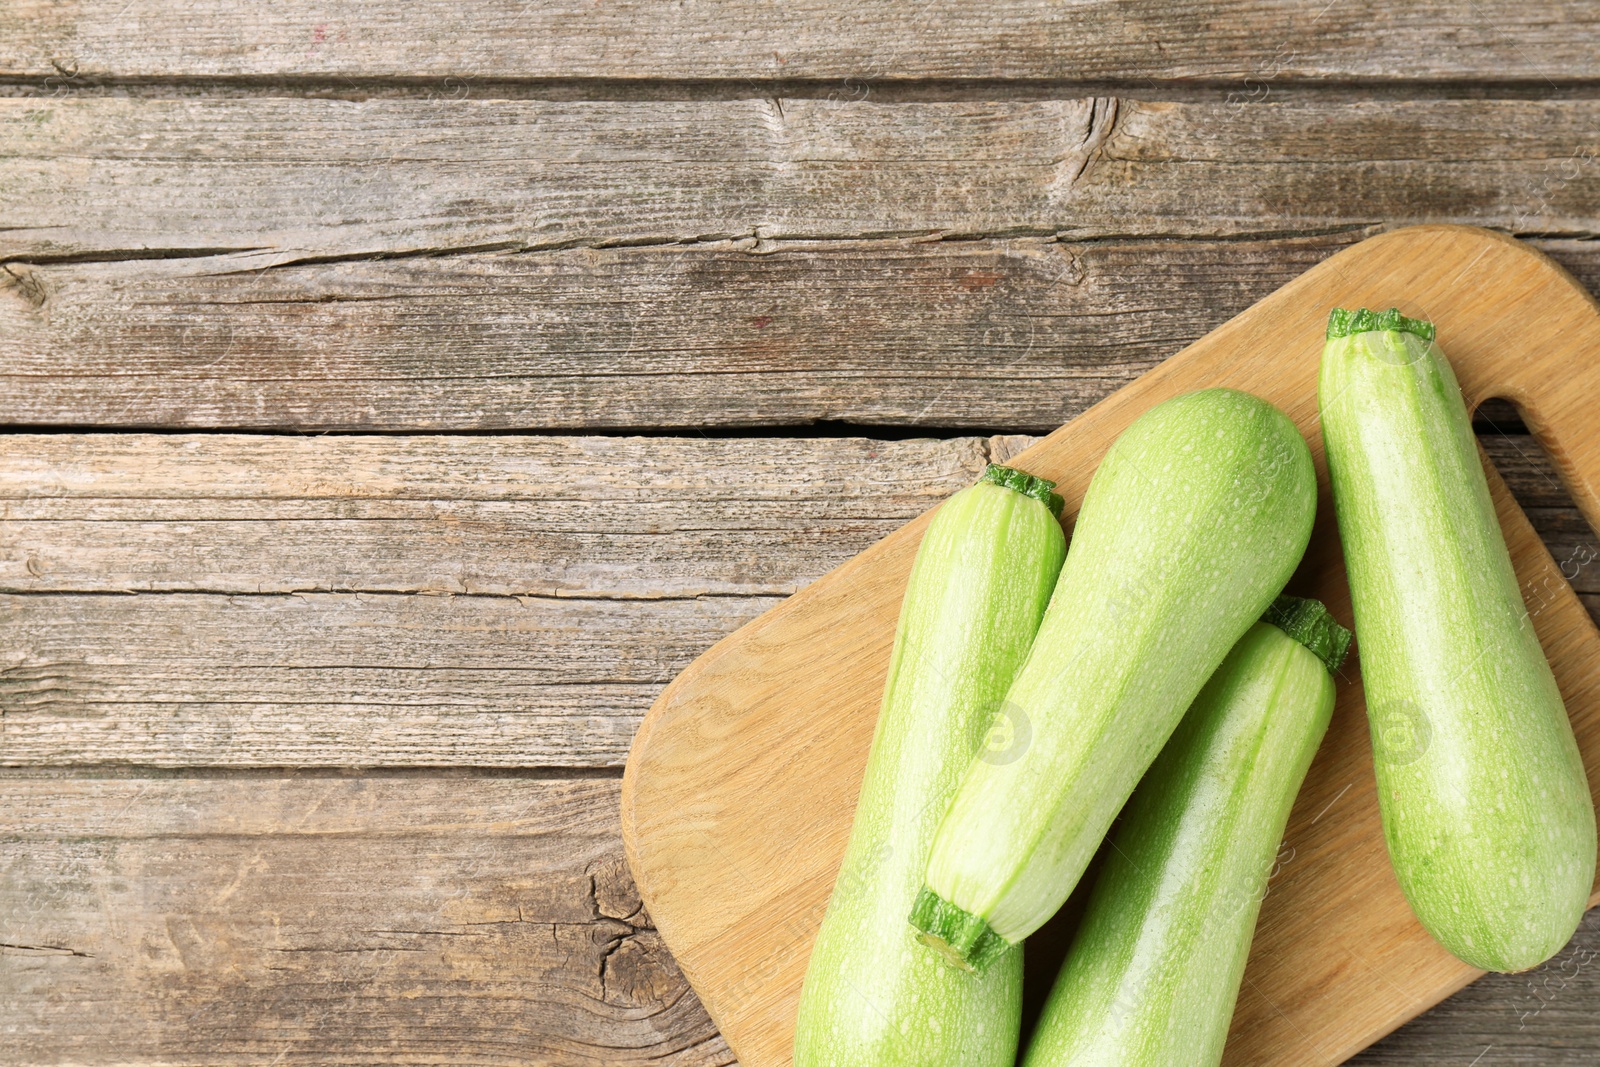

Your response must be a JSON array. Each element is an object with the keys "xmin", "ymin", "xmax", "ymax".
[
  {"xmin": 0, "ymin": 433, "xmax": 1589, "ymax": 769},
  {"xmin": 5, "ymin": 771, "xmax": 1600, "ymax": 1067},
  {"xmin": 0, "ymin": 434, "xmax": 1026, "ymax": 767},
  {"xmin": 5, "ymin": 97, "xmax": 1600, "ymax": 265},
  {"xmin": 0, "ymin": 772, "xmax": 732, "ymax": 1066},
  {"xmin": 4, "ymin": 0, "xmax": 1599, "ymax": 81},
  {"xmin": 0, "ymin": 590, "xmax": 773, "ymax": 767},
  {"xmin": 0, "ymin": 434, "xmax": 1007, "ymax": 597},
  {"xmin": 8, "ymin": 233, "xmax": 1600, "ymax": 432},
  {"xmin": 0, "ymin": 233, "xmax": 1315, "ymax": 432},
  {"xmin": 0, "ymin": 432, "xmax": 1582, "ymax": 594}
]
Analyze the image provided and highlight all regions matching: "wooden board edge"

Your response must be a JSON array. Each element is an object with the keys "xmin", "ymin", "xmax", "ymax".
[{"xmin": 619, "ymin": 223, "xmax": 1600, "ymax": 1066}]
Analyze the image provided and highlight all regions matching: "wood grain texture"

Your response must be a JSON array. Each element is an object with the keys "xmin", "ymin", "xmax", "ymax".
[
  {"xmin": 0, "ymin": 772, "xmax": 732, "ymax": 1066},
  {"xmin": 7, "ymin": 3, "xmax": 1600, "ymax": 1062},
  {"xmin": 5, "ymin": 97, "xmax": 1600, "ymax": 265},
  {"xmin": 0, "ymin": 589, "xmax": 768, "ymax": 768},
  {"xmin": 4, "ymin": 0, "xmax": 1599, "ymax": 81},
  {"xmin": 4, "ymin": 769, "xmax": 1597, "ymax": 1067},
  {"xmin": 8, "ymin": 234, "xmax": 1600, "ymax": 432},
  {"xmin": 0, "ymin": 328, "xmax": 1593, "ymax": 1057},
  {"xmin": 0, "ymin": 232, "xmax": 1331, "ymax": 432},
  {"xmin": 0, "ymin": 434, "xmax": 1010, "ymax": 767},
  {"xmin": 620, "ymin": 227, "xmax": 1600, "ymax": 1067},
  {"xmin": 0, "ymin": 434, "xmax": 1003, "ymax": 596},
  {"xmin": 0, "ymin": 431, "xmax": 1587, "ymax": 773}
]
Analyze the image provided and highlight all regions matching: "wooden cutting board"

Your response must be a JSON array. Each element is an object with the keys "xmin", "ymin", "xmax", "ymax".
[{"xmin": 620, "ymin": 224, "xmax": 1600, "ymax": 1066}]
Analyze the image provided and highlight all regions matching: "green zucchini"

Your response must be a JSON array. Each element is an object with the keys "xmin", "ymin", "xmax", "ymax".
[
  {"xmin": 1319, "ymin": 307, "xmax": 1597, "ymax": 972},
  {"xmin": 1021, "ymin": 597, "xmax": 1347, "ymax": 1067},
  {"xmin": 793, "ymin": 464, "xmax": 1067, "ymax": 1066},
  {"xmin": 914, "ymin": 388, "xmax": 1318, "ymax": 970}
]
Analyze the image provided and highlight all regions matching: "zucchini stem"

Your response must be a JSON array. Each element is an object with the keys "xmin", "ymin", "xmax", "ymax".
[
  {"xmin": 910, "ymin": 886, "xmax": 1012, "ymax": 972},
  {"xmin": 981, "ymin": 463, "xmax": 1064, "ymax": 518},
  {"xmin": 1326, "ymin": 307, "xmax": 1436, "ymax": 342},
  {"xmin": 1261, "ymin": 594, "xmax": 1352, "ymax": 676}
]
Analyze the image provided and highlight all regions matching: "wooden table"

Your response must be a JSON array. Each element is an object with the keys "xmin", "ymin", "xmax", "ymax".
[{"xmin": 3, "ymin": 4, "xmax": 1600, "ymax": 1063}]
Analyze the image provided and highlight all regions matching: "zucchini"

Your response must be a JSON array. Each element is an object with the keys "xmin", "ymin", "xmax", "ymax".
[
  {"xmin": 1021, "ymin": 597, "xmax": 1347, "ymax": 1067},
  {"xmin": 914, "ymin": 388, "xmax": 1318, "ymax": 969},
  {"xmin": 793, "ymin": 464, "xmax": 1067, "ymax": 1066},
  {"xmin": 1319, "ymin": 307, "xmax": 1597, "ymax": 971}
]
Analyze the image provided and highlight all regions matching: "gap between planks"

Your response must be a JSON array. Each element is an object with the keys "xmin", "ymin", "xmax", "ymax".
[{"xmin": 13, "ymin": 75, "xmax": 1600, "ymax": 103}]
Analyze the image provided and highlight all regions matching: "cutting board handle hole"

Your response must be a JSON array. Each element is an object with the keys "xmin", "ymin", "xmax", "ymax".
[{"xmin": 1474, "ymin": 397, "xmax": 1600, "ymax": 629}]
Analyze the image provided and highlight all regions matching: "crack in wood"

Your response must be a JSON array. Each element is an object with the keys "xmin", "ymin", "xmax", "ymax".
[
  {"xmin": 9, "ymin": 74, "xmax": 1600, "ymax": 103},
  {"xmin": 0, "ymin": 941, "xmax": 94, "ymax": 957}
]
